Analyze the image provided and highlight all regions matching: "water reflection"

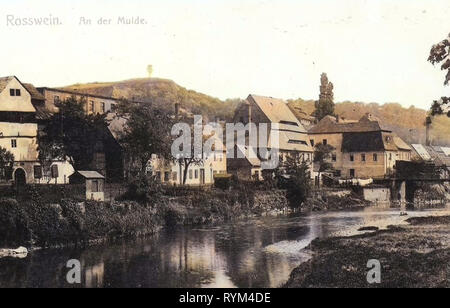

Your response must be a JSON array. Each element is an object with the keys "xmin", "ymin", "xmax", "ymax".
[{"xmin": 0, "ymin": 205, "xmax": 449, "ymax": 288}]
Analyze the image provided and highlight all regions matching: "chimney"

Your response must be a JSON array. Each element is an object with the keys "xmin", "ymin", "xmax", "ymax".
[
  {"xmin": 174, "ymin": 103, "xmax": 180, "ymax": 116},
  {"xmin": 426, "ymin": 116, "xmax": 432, "ymax": 146},
  {"xmin": 336, "ymin": 114, "xmax": 340, "ymax": 123}
]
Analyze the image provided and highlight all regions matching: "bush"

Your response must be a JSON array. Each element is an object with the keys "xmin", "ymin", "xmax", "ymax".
[
  {"xmin": 214, "ymin": 174, "xmax": 232, "ymax": 190},
  {"xmin": 0, "ymin": 199, "xmax": 31, "ymax": 247}
]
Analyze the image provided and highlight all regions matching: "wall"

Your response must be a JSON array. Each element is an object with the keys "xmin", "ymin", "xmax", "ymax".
[
  {"xmin": 41, "ymin": 89, "xmax": 118, "ymax": 115},
  {"xmin": 0, "ymin": 78, "xmax": 35, "ymax": 112},
  {"xmin": 363, "ymin": 187, "xmax": 391, "ymax": 203},
  {"xmin": 151, "ymin": 150, "xmax": 227, "ymax": 186}
]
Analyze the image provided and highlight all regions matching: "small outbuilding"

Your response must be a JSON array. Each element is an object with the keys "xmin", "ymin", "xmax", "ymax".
[{"xmin": 69, "ymin": 171, "xmax": 105, "ymax": 201}]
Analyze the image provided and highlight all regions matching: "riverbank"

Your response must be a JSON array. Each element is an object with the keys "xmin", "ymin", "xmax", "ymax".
[
  {"xmin": 0, "ymin": 185, "xmax": 369, "ymax": 252},
  {"xmin": 284, "ymin": 215, "xmax": 450, "ymax": 288}
]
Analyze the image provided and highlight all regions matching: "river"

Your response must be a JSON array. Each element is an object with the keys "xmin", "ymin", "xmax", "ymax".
[{"xmin": 1, "ymin": 204, "xmax": 449, "ymax": 288}]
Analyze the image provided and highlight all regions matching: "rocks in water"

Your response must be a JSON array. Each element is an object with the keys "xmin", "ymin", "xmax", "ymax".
[
  {"xmin": 0, "ymin": 246, "xmax": 28, "ymax": 259},
  {"xmin": 357, "ymin": 226, "xmax": 379, "ymax": 232}
]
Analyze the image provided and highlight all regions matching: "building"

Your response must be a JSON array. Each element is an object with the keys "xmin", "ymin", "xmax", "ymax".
[
  {"xmin": 230, "ymin": 95, "xmax": 314, "ymax": 180},
  {"xmin": 37, "ymin": 87, "xmax": 119, "ymax": 115},
  {"xmin": 308, "ymin": 113, "xmax": 412, "ymax": 179},
  {"xmin": 38, "ymin": 88, "xmax": 124, "ymax": 182},
  {"xmin": 290, "ymin": 106, "xmax": 316, "ymax": 129},
  {"xmin": 150, "ymin": 134, "xmax": 228, "ymax": 186},
  {"xmin": 410, "ymin": 144, "xmax": 450, "ymax": 178},
  {"xmin": 0, "ymin": 76, "xmax": 76, "ymax": 185},
  {"xmin": 227, "ymin": 145, "xmax": 263, "ymax": 181},
  {"xmin": 69, "ymin": 170, "xmax": 105, "ymax": 201}
]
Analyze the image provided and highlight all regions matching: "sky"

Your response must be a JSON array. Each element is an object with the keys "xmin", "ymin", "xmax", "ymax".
[{"xmin": 0, "ymin": 0, "xmax": 449, "ymax": 110}]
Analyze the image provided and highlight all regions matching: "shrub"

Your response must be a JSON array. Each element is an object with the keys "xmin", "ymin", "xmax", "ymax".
[{"xmin": 214, "ymin": 174, "xmax": 232, "ymax": 190}]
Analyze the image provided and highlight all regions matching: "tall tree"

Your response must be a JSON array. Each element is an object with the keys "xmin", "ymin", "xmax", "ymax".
[
  {"xmin": 39, "ymin": 96, "xmax": 109, "ymax": 171},
  {"xmin": 0, "ymin": 147, "xmax": 14, "ymax": 180},
  {"xmin": 313, "ymin": 143, "xmax": 335, "ymax": 186},
  {"xmin": 114, "ymin": 100, "xmax": 174, "ymax": 178},
  {"xmin": 314, "ymin": 73, "xmax": 335, "ymax": 121},
  {"xmin": 428, "ymin": 33, "xmax": 450, "ymax": 116}
]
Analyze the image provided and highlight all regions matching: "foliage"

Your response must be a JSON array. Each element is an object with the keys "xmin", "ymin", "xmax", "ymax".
[
  {"xmin": 428, "ymin": 33, "xmax": 450, "ymax": 116},
  {"xmin": 39, "ymin": 96, "xmax": 109, "ymax": 171},
  {"xmin": 0, "ymin": 146, "xmax": 14, "ymax": 180},
  {"xmin": 276, "ymin": 156, "xmax": 311, "ymax": 209},
  {"xmin": 314, "ymin": 143, "xmax": 335, "ymax": 186},
  {"xmin": 213, "ymin": 174, "xmax": 232, "ymax": 190},
  {"xmin": 313, "ymin": 73, "xmax": 335, "ymax": 121},
  {"xmin": 114, "ymin": 100, "xmax": 174, "ymax": 177},
  {"xmin": 62, "ymin": 78, "xmax": 240, "ymax": 121}
]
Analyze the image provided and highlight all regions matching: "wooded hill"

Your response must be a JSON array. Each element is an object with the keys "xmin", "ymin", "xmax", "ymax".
[{"xmin": 62, "ymin": 78, "xmax": 450, "ymax": 146}]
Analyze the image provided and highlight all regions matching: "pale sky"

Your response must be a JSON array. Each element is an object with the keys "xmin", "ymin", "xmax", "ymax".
[{"xmin": 0, "ymin": 0, "xmax": 449, "ymax": 110}]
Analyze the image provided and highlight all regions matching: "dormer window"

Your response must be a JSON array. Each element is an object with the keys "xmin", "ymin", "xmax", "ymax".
[{"xmin": 10, "ymin": 89, "xmax": 21, "ymax": 96}]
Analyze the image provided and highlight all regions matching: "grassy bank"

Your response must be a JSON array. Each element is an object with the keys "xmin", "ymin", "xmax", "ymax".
[
  {"xmin": 0, "ymin": 183, "xmax": 369, "ymax": 250},
  {"xmin": 284, "ymin": 215, "xmax": 450, "ymax": 288}
]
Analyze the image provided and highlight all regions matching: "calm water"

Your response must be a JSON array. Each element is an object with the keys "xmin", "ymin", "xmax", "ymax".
[{"xmin": 1, "ymin": 205, "xmax": 449, "ymax": 288}]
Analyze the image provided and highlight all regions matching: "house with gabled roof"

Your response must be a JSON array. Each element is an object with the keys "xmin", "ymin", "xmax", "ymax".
[
  {"xmin": 229, "ymin": 94, "xmax": 314, "ymax": 179},
  {"xmin": 309, "ymin": 113, "xmax": 412, "ymax": 179},
  {"xmin": 0, "ymin": 76, "xmax": 74, "ymax": 185}
]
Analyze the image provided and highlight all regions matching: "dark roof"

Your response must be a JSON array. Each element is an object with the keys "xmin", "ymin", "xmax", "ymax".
[
  {"xmin": 342, "ymin": 131, "xmax": 412, "ymax": 153},
  {"xmin": 70, "ymin": 171, "xmax": 105, "ymax": 179},
  {"xmin": 23, "ymin": 83, "xmax": 45, "ymax": 101},
  {"xmin": 309, "ymin": 114, "xmax": 391, "ymax": 134},
  {"xmin": 342, "ymin": 131, "xmax": 385, "ymax": 152}
]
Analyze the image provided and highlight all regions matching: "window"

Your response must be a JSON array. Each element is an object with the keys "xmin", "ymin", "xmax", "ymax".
[
  {"xmin": 323, "ymin": 139, "xmax": 327, "ymax": 145},
  {"xmin": 189, "ymin": 169, "xmax": 193, "ymax": 179},
  {"xmin": 51, "ymin": 165, "xmax": 59, "ymax": 178},
  {"xmin": 92, "ymin": 180, "xmax": 99, "ymax": 193},
  {"xmin": 195, "ymin": 170, "xmax": 199, "ymax": 179},
  {"xmin": 373, "ymin": 154, "xmax": 378, "ymax": 162},
  {"xmin": 164, "ymin": 172, "xmax": 170, "ymax": 182},
  {"xmin": 101, "ymin": 102, "xmax": 106, "ymax": 113},
  {"xmin": 350, "ymin": 169, "xmax": 355, "ymax": 178},
  {"xmin": 155, "ymin": 171, "xmax": 161, "ymax": 181},
  {"xmin": 310, "ymin": 139, "xmax": 315, "ymax": 147},
  {"xmin": 361, "ymin": 154, "xmax": 366, "ymax": 162},
  {"xmin": 11, "ymin": 139, "xmax": 17, "ymax": 148},
  {"xmin": 9, "ymin": 89, "xmax": 21, "ymax": 96},
  {"xmin": 350, "ymin": 154, "xmax": 354, "ymax": 162},
  {"xmin": 332, "ymin": 153, "xmax": 337, "ymax": 162},
  {"xmin": 54, "ymin": 96, "xmax": 60, "ymax": 104},
  {"xmin": 89, "ymin": 101, "xmax": 95, "ymax": 113},
  {"xmin": 34, "ymin": 166, "xmax": 42, "ymax": 179},
  {"xmin": 172, "ymin": 172, "xmax": 177, "ymax": 181},
  {"xmin": 389, "ymin": 153, "xmax": 392, "ymax": 160}
]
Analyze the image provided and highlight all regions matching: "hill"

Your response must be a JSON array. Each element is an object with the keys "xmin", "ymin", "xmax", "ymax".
[
  {"xmin": 62, "ymin": 78, "xmax": 450, "ymax": 146},
  {"xmin": 62, "ymin": 77, "xmax": 241, "ymax": 121},
  {"xmin": 287, "ymin": 98, "xmax": 450, "ymax": 146}
]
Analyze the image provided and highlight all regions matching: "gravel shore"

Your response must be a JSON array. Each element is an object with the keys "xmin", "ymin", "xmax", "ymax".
[{"xmin": 285, "ymin": 215, "xmax": 450, "ymax": 288}]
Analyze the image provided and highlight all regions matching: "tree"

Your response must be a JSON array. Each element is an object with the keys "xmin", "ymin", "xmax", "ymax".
[
  {"xmin": 147, "ymin": 65, "xmax": 153, "ymax": 78},
  {"xmin": 313, "ymin": 142, "xmax": 335, "ymax": 186},
  {"xmin": 171, "ymin": 114, "xmax": 209, "ymax": 185},
  {"xmin": 39, "ymin": 96, "xmax": 109, "ymax": 171},
  {"xmin": 428, "ymin": 33, "xmax": 450, "ymax": 116},
  {"xmin": 277, "ymin": 156, "xmax": 311, "ymax": 210},
  {"xmin": 0, "ymin": 147, "xmax": 14, "ymax": 180},
  {"xmin": 114, "ymin": 100, "xmax": 174, "ymax": 178},
  {"xmin": 313, "ymin": 73, "xmax": 335, "ymax": 121}
]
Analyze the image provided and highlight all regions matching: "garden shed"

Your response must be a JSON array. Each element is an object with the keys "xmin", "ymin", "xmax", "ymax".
[{"xmin": 69, "ymin": 171, "xmax": 105, "ymax": 201}]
